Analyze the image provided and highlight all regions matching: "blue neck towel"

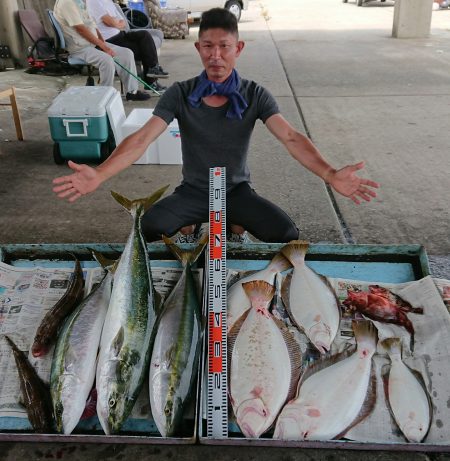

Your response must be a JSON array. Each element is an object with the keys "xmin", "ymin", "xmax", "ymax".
[{"xmin": 188, "ymin": 69, "xmax": 248, "ymax": 120}]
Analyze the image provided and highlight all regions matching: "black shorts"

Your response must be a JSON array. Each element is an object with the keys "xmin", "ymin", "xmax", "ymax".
[{"xmin": 141, "ymin": 182, "xmax": 299, "ymax": 243}]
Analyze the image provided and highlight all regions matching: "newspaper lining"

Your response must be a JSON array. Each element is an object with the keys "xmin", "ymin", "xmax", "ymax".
[{"xmin": 0, "ymin": 260, "xmax": 202, "ymax": 424}]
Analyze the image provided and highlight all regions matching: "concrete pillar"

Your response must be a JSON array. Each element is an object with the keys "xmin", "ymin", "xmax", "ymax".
[
  {"xmin": 392, "ymin": 0, "xmax": 434, "ymax": 38},
  {"xmin": 0, "ymin": 0, "xmax": 27, "ymax": 66}
]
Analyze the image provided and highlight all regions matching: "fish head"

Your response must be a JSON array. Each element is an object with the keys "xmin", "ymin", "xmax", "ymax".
[
  {"xmin": 31, "ymin": 341, "xmax": 50, "ymax": 357},
  {"xmin": 97, "ymin": 359, "xmax": 132, "ymax": 435},
  {"xmin": 309, "ymin": 323, "xmax": 332, "ymax": 354},
  {"xmin": 235, "ymin": 398, "xmax": 271, "ymax": 438},
  {"xmin": 402, "ymin": 418, "xmax": 427, "ymax": 443},
  {"xmin": 343, "ymin": 290, "xmax": 367, "ymax": 309},
  {"xmin": 161, "ymin": 395, "xmax": 183, "ymax": 437}
]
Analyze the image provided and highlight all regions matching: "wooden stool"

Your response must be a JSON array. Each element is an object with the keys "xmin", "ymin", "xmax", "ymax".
[{"xmin": 0, "ymin": 87, "xmax": 24, "ymax": 141}]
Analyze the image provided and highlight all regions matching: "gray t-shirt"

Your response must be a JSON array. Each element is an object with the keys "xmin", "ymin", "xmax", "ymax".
[{"xmin": 153, "ymin": 76, "xmax": 279, "ymax": 191}]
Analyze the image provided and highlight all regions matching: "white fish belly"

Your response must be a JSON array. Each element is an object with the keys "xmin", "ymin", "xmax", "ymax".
[
  {"xmin": 227, "ymin": 268, "xmax": 274, "ymax": 332},
  {"xmin": 230, "ymin": 308, "xmax": 292, "ymax": 432},
  {"xmin": 289, "ymin": 265, "xmax": 339, "ymax": 347},
  {"xmin": 388, "ymin": 361, "xmax": 430, "ymax": 442},
  {"xmin": 277, "ymin": 353, "xmax": 371, "ymax": 441}
]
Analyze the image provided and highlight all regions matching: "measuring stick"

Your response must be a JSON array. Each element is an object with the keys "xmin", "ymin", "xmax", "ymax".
[{"xmin": 207, "ymin": 167, "xmax": 228, "ymax": 438}]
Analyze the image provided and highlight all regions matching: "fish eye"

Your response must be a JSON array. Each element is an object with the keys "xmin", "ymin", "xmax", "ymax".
[{"xmin": 109, "ymin": 398, "xmax": 116, "ymax": 408}]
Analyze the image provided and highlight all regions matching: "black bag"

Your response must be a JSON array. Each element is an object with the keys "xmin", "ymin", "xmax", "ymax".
[{"xmin": 29, "ymin": 37, "xmax": 56, "ymax": 60}]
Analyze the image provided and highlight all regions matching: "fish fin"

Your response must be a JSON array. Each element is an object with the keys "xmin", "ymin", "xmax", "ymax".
[
  {"xmin": 334, "ymin": 359, "xmax": 377, "ymax": 440},
  {"xmin": 111, "ymin": 184, "xmax": 170, "ymax": 216},
  {"xmin": 272, "ymin": 316, "xmax": 303, "ymax": 401},
  {"xmin": 241, "ymin": 280, "xmax": 275, "ymax": 303},
  {"xmin": 111, "ymin": 327, "xmax": 124, "ymax": 357},
  {"xmin": 280, "ymin": 273, "xmax": 309, "ymax": 334},
  {"xmin": 227, "ymin": 309, "xmax": 251, "ymax": 376},
  {"xmin": 162, "ymin": 233, "xmax": 208, "ymax": 266},
  {"xmin": 280, "ymin": 272, "xmax": 292, "ymax": 313},
  {"xmin": 267, "ymin": 252, "xmax": 292, "ymax": 273},
  {"xmin": 280, "ymin": 240, "xmax": 309, "ymax": 265}
]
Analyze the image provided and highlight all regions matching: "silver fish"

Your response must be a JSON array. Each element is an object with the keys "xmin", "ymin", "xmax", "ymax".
[
  {"xmin": 149, "ymin": 234, "xmax": 207, "ymax": 437},
  {"xmin": 96, "ymin": 186, "xmax": 168, "ymax": 434},
  {"xmin": 51, "ymin": 271, "xmax": 112, "ymax": 434}
]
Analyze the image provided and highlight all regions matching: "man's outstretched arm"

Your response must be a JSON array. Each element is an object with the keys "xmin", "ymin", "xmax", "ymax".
[
  {"xmin": 53, "ymin": 115, "xmax": 168, "ymax": 202},
  {"xmin": 265, "ymin": 113, "xmax": 379, "ymax": 204}
]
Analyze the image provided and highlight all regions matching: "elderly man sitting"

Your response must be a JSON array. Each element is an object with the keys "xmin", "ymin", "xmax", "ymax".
[
  {"xmin": 54, "ymin": 0, "xmax": 150, "ymax": 101},
  {"xmin": 87, "ymin": 0, "xmax": 169, "ymax": 92}
]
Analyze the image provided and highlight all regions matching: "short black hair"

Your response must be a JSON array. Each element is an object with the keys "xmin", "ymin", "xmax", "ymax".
[{"xmin": 199, "ymin": 8, "xmax": 238, "ymax": 37}]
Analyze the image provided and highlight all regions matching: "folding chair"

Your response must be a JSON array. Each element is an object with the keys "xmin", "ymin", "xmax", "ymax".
[
  {"xmin": 18, "ymin": 9, "xmax": 56, "ymax": 65},
  {"xmin": 46, "ymin": 9, "xmax": 95, "ymax": 86}
]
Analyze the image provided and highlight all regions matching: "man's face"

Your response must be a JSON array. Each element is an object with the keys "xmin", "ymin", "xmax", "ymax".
[{"xmin": 195, "ymin": 28, "xmax": 244, "ymax": 82}]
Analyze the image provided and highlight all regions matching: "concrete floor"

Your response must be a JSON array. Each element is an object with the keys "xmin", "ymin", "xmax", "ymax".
[{"xmin": 0, "ymin": 0, "xmax": 450, "ymax": 458}]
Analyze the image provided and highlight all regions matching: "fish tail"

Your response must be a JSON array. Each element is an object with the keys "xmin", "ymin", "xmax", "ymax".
[
  {"xmin": 380, "ymin": 337, "xmax": 402, "ymax": 358},
  {"xmin": 110, "ymin": 184, "xmax": 170, "ymax": 216},
  {"xmin": 162, "ymin": 234, "xmax": 208, "ymax": 266},
  {"xmin": 352, "ymin": 320, "xmax": 378, "ymax": 353},
  {"xmin": 241, "ymin": 280, "xmax": 275, "ymax": 302},
  {"xmin": 90, "ymin": 249, "xmax": 118, "ymax": 273},
  {"xmin": 280, "ymin": 240, "xmax": 309, "ymax": 265},
  {"xmin": 268, "ymin": 252, "xmax": 292, "ymax": 273}
]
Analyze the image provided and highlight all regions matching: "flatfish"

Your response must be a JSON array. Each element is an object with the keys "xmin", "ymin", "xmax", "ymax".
[
  {"xmin": 274, "ymin": 320, "xmax": 377, "ymax": 441},
  {"xmin": 227, "ymin": 252, "xmax": 290, "ymax": 333},
  {"xmin": 280, "ymin": 241, "xmax": 340, "ymax": 353},
  {"xmin": 229, "ymin": 280, "xmax": 302, "ymax": 438},
  {"xmin": 381, "ymin": 338, "xmax": 432, "ymax": 443}
]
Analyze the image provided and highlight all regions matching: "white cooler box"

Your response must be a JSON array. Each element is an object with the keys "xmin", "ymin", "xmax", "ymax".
[{"xmin": 121, "ymin": 108, "xmax": 182, "ymax": 165}]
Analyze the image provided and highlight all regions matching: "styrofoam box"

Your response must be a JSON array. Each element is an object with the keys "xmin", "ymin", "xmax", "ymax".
[{"xmin": 121, "ymin": 108, "xmax": 182, "ymax": 165}]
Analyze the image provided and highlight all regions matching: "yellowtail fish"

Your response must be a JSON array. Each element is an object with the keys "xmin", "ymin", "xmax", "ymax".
[
  {"xmin": 281, "ymin": 241, "xmax": 340, "ymax": 353},
  {"xmin": 381, "ymin": 338, "xmax": 432, "ymax": 443},
  {"xmin": 149, "ymin": 234, "xmax": 207, "ymax": 437},
  {"xmin": 96, "ymin": 185, "xmax": 169, "ymax": 435},
  {"xmin": 229, "ymin": 280, "xmax": 302, "ymax": 438},
  {"xmin": 227, "ymin": 252, "xmax": 291, "ymax": 333},
  {"xmin": 274, "ymin": 320, "xmax": 377, "ymax": 441}
]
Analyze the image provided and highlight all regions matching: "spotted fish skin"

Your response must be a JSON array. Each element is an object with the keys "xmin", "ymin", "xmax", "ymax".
[
  {"xmin": 274, "ymin": 320, "xmax": 377, "ymax": 441},
  {"xmin": 96, "ymin": 186, "xmax": 168, "ymax": 435},
  {"xmin": 229, "ymin": 280, "xmax": 302, "ymax": 438}
]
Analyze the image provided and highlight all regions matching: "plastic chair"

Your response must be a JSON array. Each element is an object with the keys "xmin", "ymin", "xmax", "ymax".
[{"xmin": 46, "ymin": 9, "xmax": 95, "ymax": 86}]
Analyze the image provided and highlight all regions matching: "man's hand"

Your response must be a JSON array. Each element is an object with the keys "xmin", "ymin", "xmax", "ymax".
[
  {"xmin": 52, "ymin": 161, "xmax": 102, "ymax": 203},
  {"xmin": 100, "ymin": 43, "xmax": 115, "ymax": 57},
  {"xmin": 327, "ymin": 161, "xmax": 379, "ymax": 204}
]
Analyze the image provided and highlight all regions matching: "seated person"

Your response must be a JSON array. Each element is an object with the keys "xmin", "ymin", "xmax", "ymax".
[
  {"xmin": 54, "ymin": 0, "xmax": 150, "ymax": 101},
  {"xmin": 87, "ymin": 0, "xmax": 169, "ymax": 92}
]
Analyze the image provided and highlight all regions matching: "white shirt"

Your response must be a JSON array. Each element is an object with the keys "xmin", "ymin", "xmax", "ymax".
[
  {"xmin": 87, "ymin": 0, "xmax": 122, "ymax": 40},
  {"xmin": 54, "ymin": 0, "xmax": 98, "ymax": 53}
]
